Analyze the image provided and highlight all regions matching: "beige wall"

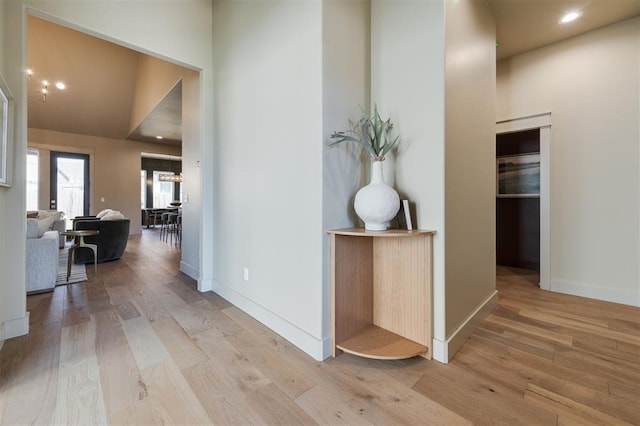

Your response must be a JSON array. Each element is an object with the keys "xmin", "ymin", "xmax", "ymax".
[
  {"xmin": 129, "ymin": 55, "xmax": 185, "ymax": 134},
  {"xmin": 28, "ymin": 128, "xmax": 181, "ymax": 235},
  {"xmin": 497, "ymin": 17, "xmax": 640, "ymax": 306},
  {"xmin": 444, "ymin": 0, "xmax": 496, "ymax": 336}
]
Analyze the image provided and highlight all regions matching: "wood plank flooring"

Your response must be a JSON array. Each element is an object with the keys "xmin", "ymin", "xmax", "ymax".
[{"xmin": 1, "ymin": 232, "xmax": 638, "ymax": 425}]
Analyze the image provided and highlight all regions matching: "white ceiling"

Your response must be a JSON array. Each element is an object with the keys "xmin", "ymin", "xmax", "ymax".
[{"xmin": 27, "ymin": 2, "xmax": 640, "ymax": 142}]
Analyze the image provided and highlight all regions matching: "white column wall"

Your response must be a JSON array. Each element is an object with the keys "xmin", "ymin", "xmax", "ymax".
[
  {"xmin": 212, "ymin": 0, "xmax": 326, "ymax": 358},
  {"xmin": 371, "ymin": 0, "xmax": 447, "ymax": 347},
  {"xmin": 0, "ymin": 0, "xmax": 29, "ymax": 341},
  {"xmin": 321, "ymin": 0, "xmax": 371, "ymax": 358}
]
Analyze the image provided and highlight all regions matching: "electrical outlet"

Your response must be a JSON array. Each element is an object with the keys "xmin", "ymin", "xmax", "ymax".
[
  {"xmin": 100, "ymin": 197, "xmax": 105, "ymax": 202},
  {"xmin": 243, "ymin": 267, "xmax": 249, "ymax": 282}
]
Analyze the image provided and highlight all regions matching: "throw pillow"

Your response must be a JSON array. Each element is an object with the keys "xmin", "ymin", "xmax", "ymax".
[
  {"xmin": 36, "ymin": 210, "xmax": 63, "ymax": 231},
  {"xmin": 96, "ymin": 209, "xmax": 113, "ymax": 219},
  {"xmin": 26, "ymin": 210, "xmax": 39, "ymax": 218},
  {"xmin": 101, "ymin": 211, "xmax": 125, "ymax": 221},
  {"xmin": 36, "ymin": 215, "xmax": 58, "ymax": 237}
]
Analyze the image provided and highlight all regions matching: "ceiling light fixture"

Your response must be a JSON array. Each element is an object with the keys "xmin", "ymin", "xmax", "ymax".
[
  {"xmin": 559, "ymin": 11, "xmax": 581, "ymax": 24},
  {"xmin": 156, "ymin": 135, "xmax": 163, "ymax": 139},
  {"xmin": 26, "ymin": 69, "xmax": 67, "ymax": 102}
]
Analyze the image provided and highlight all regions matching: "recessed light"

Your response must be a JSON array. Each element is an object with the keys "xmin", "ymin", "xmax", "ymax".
[
  {"xmin": 560, "ymin": 11, "xmax": 581, "ymax": 24},
  {"xmin": 55, "ymin": 82, "xmax": 66, "ymax": 90},
  {"xmin": 156, "ymin": 136, "xmax": 163, "ymax": 140}
]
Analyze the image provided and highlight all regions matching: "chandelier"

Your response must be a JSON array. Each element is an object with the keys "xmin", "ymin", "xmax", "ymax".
[
  {"xmin": 159, "ymin": 173, "xmax": 182, "ymax": 183},
  {"xmin": 26, "ymin": 69, "xmax": 66, "ymax": 102}
]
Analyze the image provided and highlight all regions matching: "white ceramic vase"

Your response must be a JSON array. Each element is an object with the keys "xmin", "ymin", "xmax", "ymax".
[{"xmin": 354, "ymin": 160, "xmax": 400, "ymax": 231}]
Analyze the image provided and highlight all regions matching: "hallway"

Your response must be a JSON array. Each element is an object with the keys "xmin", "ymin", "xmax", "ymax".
[{"xmin": 1, "ymin": 235, "xmax": 638, "ymax": 424}]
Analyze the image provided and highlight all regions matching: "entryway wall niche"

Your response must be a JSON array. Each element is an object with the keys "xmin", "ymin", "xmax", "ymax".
[{"xmin": 496, "ymin": 113, "xmax": 551, "ymax": 290}]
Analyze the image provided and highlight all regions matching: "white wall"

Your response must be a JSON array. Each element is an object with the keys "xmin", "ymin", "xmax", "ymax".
[
  {"xmin": 0, "ymin": 0, "xmax": 5, "ymax": 345},
  {"xmin": 0, "ymin": 0, "xmax": 28, "ymax": 341},
  {"xmin": 181, "ymin": 69, "xmax": 201, "ymax": 279},
  {"xmin": 0, "ymin": 0, "xmax": 213, "ymax": 341},
  {"xmin": 321, "ymin": 0, "xmax": 371, "ymax": 357},
  {"xmin": 371, "ymin": 0, "xmax": 447, "ymax": 348},
  {"xmin": 444, "ymin": 0, "xmax": 496, "ymax": 338},
  {"xmin": 212, "ymin": 0, "xmax": 326, "ymax": 358},
  {"xmin": 497, "ymin": 17, "xmax": 640, "ymax": 306}
]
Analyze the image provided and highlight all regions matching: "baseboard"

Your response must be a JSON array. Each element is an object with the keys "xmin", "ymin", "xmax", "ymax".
[
  {"xmin": 214, "ymin": 282, "xmax": 326, "ymax": 361},
  {"xmin": 1, "ymin": 312, "xmax": 29, "ymax": 341},
  {"xmin": 432, "ymin": 290, "xmax": 499, "ymax": 364},
  {"xmin": 197, "ymin": 277, "xmax": 213, "ymax": 292},
  {"xmin": 551, "ymin": 279, "xmax": 640, "ymax": 307},
  {"xmin": 180, "ymin": 261, "xmax": 199, "ymax": 281}
]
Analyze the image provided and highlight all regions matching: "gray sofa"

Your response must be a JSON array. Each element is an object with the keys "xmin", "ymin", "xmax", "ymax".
[
  {"xmin": 26, "ymin": 218, "xmax": 59, "ymax": 294},
  {"xmin": 27, "ymin": 211, "xmax": 66, "ymax": 248},
  {"xmin": 52, "ymin": 218, "xmax": 65, "ymax": 248}
]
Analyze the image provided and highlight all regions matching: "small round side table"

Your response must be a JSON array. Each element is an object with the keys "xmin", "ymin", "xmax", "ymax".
[{"xmin": 61, "ymin": 230, "xmax": 99, "ymax": 281}]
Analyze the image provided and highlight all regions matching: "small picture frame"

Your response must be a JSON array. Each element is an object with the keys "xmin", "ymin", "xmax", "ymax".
[
  {"xmin": 397, "ymin": 199, "xmax": 413, "ymax": 231},
  {"xmin": 0, "ymin": 73, "xmax": 14, "ymax": 187},
  {"xmin": 496, "ymin": 153, "xmax": 540, "ymax": 198}
]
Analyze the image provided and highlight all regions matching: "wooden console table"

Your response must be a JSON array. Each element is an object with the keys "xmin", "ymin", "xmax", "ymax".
[{"xmin": 328, "ymin": 228, "xmax": 435, "ymax": 360}]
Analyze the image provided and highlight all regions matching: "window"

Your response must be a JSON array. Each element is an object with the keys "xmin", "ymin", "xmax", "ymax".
[
  {"xmin": 26, "ymin": 149, "xmax": 39, "ymax": 211},
  {"xmin": 141, "ymin": 170, "xmax": 147, "ymax": 209},
  {"xmin": 152, "ymin": 171, "xmax": 174, "ymax": 208}
]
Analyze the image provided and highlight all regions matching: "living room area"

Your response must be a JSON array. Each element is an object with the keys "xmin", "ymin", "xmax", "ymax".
[{"xmin": 23, "ymin": 15, "xmax": 196, "ymax": 294}]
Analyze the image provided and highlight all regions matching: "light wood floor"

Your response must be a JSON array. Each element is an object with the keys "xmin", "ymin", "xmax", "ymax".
[{"xmin": 1, "ymin": 232, "xmax": 638, "ymax": 425}]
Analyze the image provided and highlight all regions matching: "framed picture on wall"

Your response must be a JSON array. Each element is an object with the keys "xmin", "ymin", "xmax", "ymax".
[
  {"xmin": 496, "ymin": 153, "xmax": 540, "ymax": 197},
  {"xmin": 0, "ymin": 73, "xmax": 14, "ymax": 187}
]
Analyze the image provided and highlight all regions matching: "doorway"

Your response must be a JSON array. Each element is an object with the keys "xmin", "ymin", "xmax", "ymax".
[
  {"xmin": 50, "ymin": 151, "xmax": 90, "ymax": 228},
  {"xmin": 496, "ymin": 113, "xmax": 551, "ymax": 290},
  {"xmin": 496, "ymin": 129, "xmax": 540, "ymax": 272}
]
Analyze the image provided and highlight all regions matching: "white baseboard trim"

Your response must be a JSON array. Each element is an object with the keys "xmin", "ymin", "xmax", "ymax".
[
  {"xmin": 432, "ymin": 338, "xmax": 447, "ymax": 363},
  {"xmin": 551, "ymin": 279, "xmax": 640, "ymax": 307},
  {"xmin": 197, "ymin": 277, "xmax": 213, "ymax": 293},
  {"xmin": 1, "ymin": 312, "xmax": 29, "ymax": 341},
  {"xmin": 180, "ymin": 261, "xmax": 199, "ymax": 281},
  {"xmin": 432, "ymin": 291, "xmax": 499, "ymax": 364},
  {"xmin": 214, "ymin": 282, "xmax": 326, "ymax": 361}
]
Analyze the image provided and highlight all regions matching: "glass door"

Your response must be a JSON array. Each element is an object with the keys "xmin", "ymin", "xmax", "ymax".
[{"xmin": 50, "ymin": 151, "xmax": 90, "ymax": 228}]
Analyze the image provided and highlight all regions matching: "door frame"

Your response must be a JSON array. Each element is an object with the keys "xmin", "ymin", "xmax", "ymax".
[{"xmin": 496, "ymin": 112, "xmax": 551, "ymax": 290}]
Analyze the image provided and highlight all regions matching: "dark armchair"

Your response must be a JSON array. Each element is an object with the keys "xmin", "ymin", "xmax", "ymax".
[{"xmin": 72, "ymin": 218, "xmax": 130, "ymax": 264}]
